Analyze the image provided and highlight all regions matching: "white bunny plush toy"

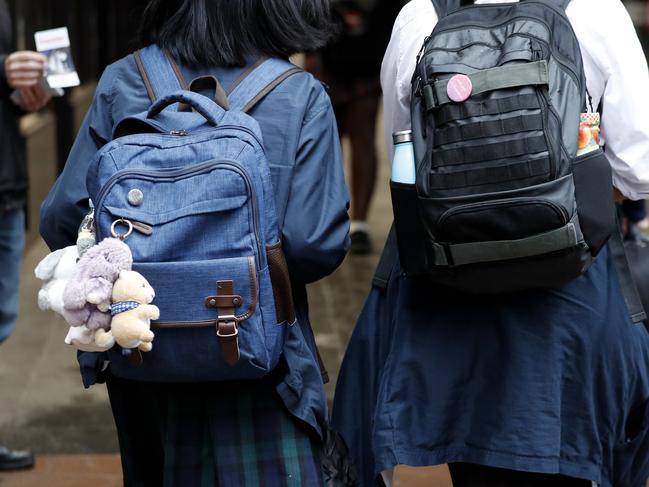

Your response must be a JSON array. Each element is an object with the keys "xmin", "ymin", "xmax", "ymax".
[
  {"xmin": 35, "ymin": 245, "xmax": 78, "ymax": 316},
  {"xmin": 34, "ymin": 224, "xmax": 112, "ymax": 353}
]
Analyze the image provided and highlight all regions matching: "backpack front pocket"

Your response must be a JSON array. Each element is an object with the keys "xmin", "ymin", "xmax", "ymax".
[
  {"xmin": 107, "ymin": 256, "xmax": 285, "ymax": 382},
  {"xmin": 95, "ymin": 160, "xmax": 263, "ymax": 265},
  {"xmin": 436, "ymin": 197, "xmax": 569, "ymax": 244}
]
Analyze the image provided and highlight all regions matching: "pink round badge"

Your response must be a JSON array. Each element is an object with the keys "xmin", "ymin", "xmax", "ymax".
[{"xmin": 447, "ymin": 74, "xmax": 473, "ymax": 103}]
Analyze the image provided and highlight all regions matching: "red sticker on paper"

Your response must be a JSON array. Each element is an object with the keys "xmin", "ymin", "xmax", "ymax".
[{"xmin": 447, "ymin": 74, "xmax": 473, "ymax": 103}]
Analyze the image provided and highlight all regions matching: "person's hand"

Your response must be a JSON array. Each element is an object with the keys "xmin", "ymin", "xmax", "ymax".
[
  {"xmin": 4, "ymin": 51, "xmax": 47, "ymax": 89},
  {"xmin": 17, "ymin": 84, "xmax": 51, "ymax": 112}
]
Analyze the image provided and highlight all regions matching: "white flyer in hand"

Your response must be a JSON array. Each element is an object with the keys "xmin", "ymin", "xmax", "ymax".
[{"xmin": 34, "ymin": 27, "xmax": 80, "ymax": 89}]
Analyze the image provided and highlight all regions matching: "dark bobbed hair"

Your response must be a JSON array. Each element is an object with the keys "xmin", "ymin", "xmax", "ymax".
[{"xmin": 140, "ymin": 0, "xmax": 334, "ymax": 67}]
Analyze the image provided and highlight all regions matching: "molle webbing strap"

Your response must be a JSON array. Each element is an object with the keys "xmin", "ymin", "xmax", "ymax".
[
  {"xmin": 434, "ymin": 94, "xmax": 541, "ymax": 126},
  {"xmin": 434, "ymin": 113, "xmax": 544, "ymax": 146},
  {"xmin": 424, "ymin": 61, "xmax": 549, "ymax": 110},
  {"xmin": 433, "ymin": 135, "xmax": 547, "ymax": 166},
  {"xmin": 429, "ymin": 157, "xmax": 550, "ymax": 189},
  {"xmin": 431, "ymin": 223, "xmax": 579, "ymax": 266}
]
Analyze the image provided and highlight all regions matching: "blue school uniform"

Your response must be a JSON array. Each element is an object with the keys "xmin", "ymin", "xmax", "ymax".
[
  {"xmin": 333, "ymin": 245, "xmax": 649, "ymax": 487},
  {"xmin": 40, "ymin": 51, "xmax": 350, "ymax": 455}
]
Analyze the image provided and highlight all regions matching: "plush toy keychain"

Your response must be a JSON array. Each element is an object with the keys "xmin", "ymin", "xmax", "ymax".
[
  {"xmin": 37, "ymin": 205, "xmax": 159, "ymax": 356},
  {"xmin": 35, "ymin": 203, "xmax": 112, "ymax": 352},
  {"xmin": 94, "ymin": 269, "xmax": 159, "ymax": 353}
]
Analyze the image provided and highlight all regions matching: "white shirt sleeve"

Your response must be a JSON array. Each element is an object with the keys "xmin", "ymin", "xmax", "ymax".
[
  {"xmin": 382, "ymin": 0, "xmax": 649, "ymax": 200},
  {"xmin": 380, "ymin": 0, "xmax": 437, "ymax": 158},
  {"xmin": 569, "ymin": 0, "xmax": 649, "ymax": 201}
]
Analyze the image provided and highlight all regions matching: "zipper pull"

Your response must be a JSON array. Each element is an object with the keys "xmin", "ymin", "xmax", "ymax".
[
  {"xmin": 170, "ymin": 130, "xmax": 188, "ymax": 136},
  {"xmin": 131, "ymin": 220, "xmax": 153, "ymax": 236}
]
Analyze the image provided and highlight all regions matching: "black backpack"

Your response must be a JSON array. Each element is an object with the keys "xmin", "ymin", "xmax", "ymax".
[{"xmin": 390, "ymin": 0, "xmax": 615, "ymax": 293}]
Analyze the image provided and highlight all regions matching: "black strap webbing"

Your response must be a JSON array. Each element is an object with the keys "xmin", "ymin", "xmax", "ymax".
[
  {"xmin": 434, "ymin": 94, "xmax": 540, "ymax": 126},
  {"xmin": 610, "ymin": 222, "xmax": 647, "ymax": 323},
  {"xmin": 372, "ymin": 225, "xmax": 398, "ymax": 289},
  {"xmin": 429, "ymin": 157, "xmax": 550, "ymax": 189},
  {"xmin": 431, "ymin": 0, "xmax": 571, "ymax": 21},
  {"xmin": 373, "ymin": 222, "xmax": 645, "ymax": 323},
  {"xmin": 433, "ymin": 135, "xmax": 547, "ymax": 166},
  {"xmin": 434, "ymin": 114, "xmax": 544, "ymax": 147},
  {"xmin": 424, "ymin": 61, "xmax": 548, "ymax": 110}
]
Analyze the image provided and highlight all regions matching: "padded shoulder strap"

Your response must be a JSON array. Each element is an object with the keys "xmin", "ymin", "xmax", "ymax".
[
  {"xmin": 548, "ymin": 0, "xmax": 572, "ymax": 11},
  {"xmin": 431, "ymin": 0, "xmax": 572, "ymax": 20},
  {"xmin": 430, "ymin": 0, "xmax": 461, "ymax": 20},
  {"xmin": 134, "ymin": 45, "xmax": 188, "ymax": 103},
  {"xmin": 227, "ymin": 58, "xmax": 302, "ymax": 113}
]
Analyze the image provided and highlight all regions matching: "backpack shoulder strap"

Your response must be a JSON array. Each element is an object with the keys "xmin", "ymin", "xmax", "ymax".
[
  {"xmin": 372, "ymin": 224, "xmax": 398, "ymax": 288},
  {"xmin": 227, "ymin": 58, "xmax": 303, "ymax": 113},
  {"xmin": 431, "ymin": 0, "xmax": 572, "ymax": 20},
  {"xmin": 431, "ymin": 0, "xmax": 479, "ymax": 20},
  {"xmin": 134, "ymin": 45, "xmax": 188, "ymax": 103},
  {"xmin": 549, "ymin": 0, "xmax": 572, "ymax": 11},
  {"xmin": 430, "ymin": 0, "xmax": 461, "ymax": 20}
]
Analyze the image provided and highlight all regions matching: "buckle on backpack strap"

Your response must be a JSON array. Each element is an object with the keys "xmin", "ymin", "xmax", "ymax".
[
  {"xmin": 206, "ymin": 280, "xmax": 241, "ymax": 366},
  {"xmin": 431, "ymin": 242, "xmax": 453, "ymax": 267}
]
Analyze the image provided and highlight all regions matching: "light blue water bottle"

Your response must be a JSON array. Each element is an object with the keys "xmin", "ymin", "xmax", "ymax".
[{"xmin": 391, "ymin": 130, "xmax": 416, "ymax": 184}]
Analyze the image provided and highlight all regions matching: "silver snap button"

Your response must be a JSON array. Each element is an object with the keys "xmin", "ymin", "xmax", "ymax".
[{"xmin": 128, "ymin": 189, "xmax": 144, "ymax": 206}]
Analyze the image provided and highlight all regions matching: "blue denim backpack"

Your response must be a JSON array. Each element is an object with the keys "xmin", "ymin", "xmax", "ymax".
[{"xmin": 86, "ymin": 46, "xmax": 300, "ymax": 381}]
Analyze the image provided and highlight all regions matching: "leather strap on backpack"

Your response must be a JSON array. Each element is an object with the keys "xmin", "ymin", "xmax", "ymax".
[{"xmin": 206, "ymin": 280, "xmax": 241, "ymax": 366}]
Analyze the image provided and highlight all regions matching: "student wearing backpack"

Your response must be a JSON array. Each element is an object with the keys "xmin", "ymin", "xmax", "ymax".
[
  {"xmin": 40, "ymin": 1, "xmax": 350, "ymax": 485},
  {"xmin": 332, "ymin": 0, "xmax": 649, "ymax": 486}
]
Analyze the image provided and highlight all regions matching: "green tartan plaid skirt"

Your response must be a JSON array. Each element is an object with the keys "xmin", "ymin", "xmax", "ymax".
[{"xmin": 106, "ymin": 372, "xmax": 324, "ymax": 487}]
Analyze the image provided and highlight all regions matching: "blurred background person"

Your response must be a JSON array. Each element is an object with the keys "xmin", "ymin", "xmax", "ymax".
[
  {"xmin": 307, "ymin": 0, "xmax": 401, "ymax": 255},
  {"xmin": 0, "ymin": 0, "xmax": 50, "ymax": 471}
]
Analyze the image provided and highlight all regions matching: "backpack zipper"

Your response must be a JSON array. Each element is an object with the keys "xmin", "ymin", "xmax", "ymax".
[
  {"xmin": 94, "ymin": 160, "xmax": 263, "ymax": 266},
  {"xmin": 436, "ymin": 197, "xmax": 569, "ymax": 239}
]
